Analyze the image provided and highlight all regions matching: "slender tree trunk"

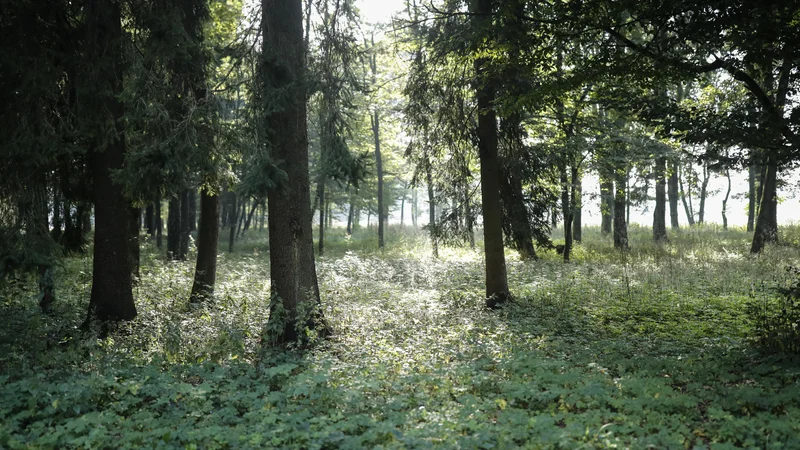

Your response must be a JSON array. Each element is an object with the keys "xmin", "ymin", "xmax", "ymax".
[
  {"xmin": 653, "ymin": 156, "xmax": 668, "ymax": 242},
  {"xmin": 572, "ymin": 171, "xmax": 582, "ymax": 243},
  {"xmin": 722, "ymin": 168, "xmax": 731, "ymax": 230},
  {"xmin": 751, "ymin": 156, "xmax": 779, "ymax": 253},
  {"xmin": 668, "ymin": 160, "xmax": 680, "ymax": 229},
  {"xmin": 372, "ymin": 111, "xmax": 384, "ymax": 249},
  {"xmin": 747, "ymin": 164, "xmax": 757, "ymax": 232},
  {"xmin": 242, "ymin": 198, "xmax": 260, "ymax": 236},
  {"xmin": 228, "ymin": 192, "xmax": 237, "ymax": 253},
  {"xmin": 426, "ymin": 162, "xmax": 438, "ymax": 258},
  {"xmin": 473, "ymin": 0, "xmax": 509, "ymax": 307},
  {"xmin": 400, "ymin": 189, "xmax": 406, "ymax": 226},
  {"xmin": 560, "ymin": 164, "xmax": 572, "ymax": 262},
  {"xmin": 625, "ymin": 175, "xmax": 631, "ymax": 226},
  {"xmin": 600, "ymin": 176, "xmax": 613, "ymax": 235},
  {"xmin": 145, "ymin": 203, "xmax": 154, "ymax": 237},
  {"xmin": 52, "ymin": 186, "xmax": 63, "ymax": 243},
  {"xmin": 167, "ymin": 197, "xmax": 181, "ymax": 259},
  {"xmin": 263, "ymin": 0, "xmax": 324, "ymax": 343},
  {"xmin": 698, "ymin": 163, "xmax": 710, "ymax": 224},
  {"xmin": 318, "ymin": 179, "xmax": 325, "ymax": 255},
  {"xmin": 412, "ymin": 189, "xmax": 418, "ymax": 227},
  {"xmin": 128, "ymin": 206, "xmax": 141, "ymax": 281},
  {"xmin": 179, "ymin": 189, "xmax": 190, "ymax": 260},
  {"xmin": 155, "ymin": 195, "xmax": 163, "ymax": 249},
  {"xmin": 678, "ymin": 165, "xmax": 695, "ymax": 226},
  {"xmin": 84, "ymin": 0, "xmax": 135, "ymax": 324},
  {"xmin": 190, "ymin": 188, "xmax": 220, "ymax": 303},
  {"xmin": 613, "ymin": 171, "xmax": 628, "ymax": 250},
  {"xmin": 346, "ymin": 187, "xmax": 355, "ymax": 235}
]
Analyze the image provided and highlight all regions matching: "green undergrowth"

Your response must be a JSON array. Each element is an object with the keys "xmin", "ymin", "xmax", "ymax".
[{"xmin": 2, "ymin": 226, "xmax": 800, "ymax": 449}]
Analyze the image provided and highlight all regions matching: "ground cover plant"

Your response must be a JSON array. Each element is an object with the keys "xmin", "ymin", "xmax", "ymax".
[{"xmin": 2, "ymin": 226, "xmax": 800, "ymax": 449}]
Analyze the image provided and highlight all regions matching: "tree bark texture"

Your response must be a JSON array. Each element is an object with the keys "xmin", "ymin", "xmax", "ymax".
[
  {"xmin": 613, "ymin": 172, "xmax": 628, "ymax": 250},
  {"xmin": 190, "ymin": 188, "xmax": 220, "ymax": 302},
  {"xmin": 600, "ymin": 177, "xmax": 613, "ymax": 235},
  {"xmin": 263, "ymin": 0, "xmax": 324, "ymax": 343},
  {"xmin": 750, "ymin": 156, "xmax": 779, "ymax": 253},
  {"xmin": 668, "ymin": 160, "xmax": 680, "ymax": 229},
  {"xmin": 653, "ymin": 157, "xmax": 668, "ymax": 242}
]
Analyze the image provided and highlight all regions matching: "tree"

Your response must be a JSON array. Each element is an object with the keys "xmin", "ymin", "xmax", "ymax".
[
  {"xmin": 261, "ymin": 0, "xmax": 325, "ymax": 343},
  {"xmin": 83, "ymin": 0, "xmax": 136, "ymax": 323},
  {"xmin": 653, "ymin": 155, "xmax": 668, "ymax": 242}
]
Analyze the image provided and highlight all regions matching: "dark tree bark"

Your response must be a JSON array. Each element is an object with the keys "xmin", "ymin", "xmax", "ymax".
[
  {"xmin": 751, "ymin": 155, "xmax": 779, "ymax": 253},
  {"xmin": 653, "ymin": 157, "xmax": 668, "ymax": 242},
  {"xmin": 678, "ymin": 165, "xmax": 696, "ymax": 226},
  {"xmin": 613, "ymin": 172, "xmax": 628, "ymax": 250},
  {"xmin": 84, "ymin": 0, "xmax": 135, "ymax": 323},
  {"xmin": 167, "ymin": 196, "xmax": 181, "ymax": 259},
  {"xmin": 600, "ymin": 176, "xmax": 613, "ymax": 235},
  {"xmin": 560, "ymin": 164, "xmax": 573, "ymax": 262},
  {"xmin": 190, "ymin": 188, "xmax": 220, "ymax": 303},
  {"xmin": 372, "ymin": 110, "xmax": 384, "ymax": 249},
  {"xmin": 179, "ymin": 189, "xmax": 190, "ymax": 259},
  {"xmin": 668, "ymin": 160, "xmax": 680, "ymax": 229},
  {"xmin": 262, "ymin": 0, "xmax": 325, "ymax": 343},
  {"xmin": 572, "ymin": 171, "xmax": 582, "ymax": 243},
  {"xmin": 242, "ymin": 198, "xmax": 260, "ymax": 236},
  {"xmin": 346, "ymin": 187, "xmax": 355, "ymax": 235},
  {"xmin": 473, "ymin": 0, "xmax": 509, "ymax": 307},
  {"xmin": 318, "ymin": 180, "xmax": 325, "ymax": 255},
  {"xmin": 499, "ymin": 163, "xmax": 537, "ymax": 259}
]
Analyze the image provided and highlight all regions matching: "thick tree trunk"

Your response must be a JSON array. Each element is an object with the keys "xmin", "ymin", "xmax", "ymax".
[
  {"xmin": 473, "ymin": 0, "xmax": 509, "ymax": 307},
  {"xmin": 600, "ymin": 176, "xmax": 613, "ymax": 235},
  {"xmin": 84, "ymin": 0, "xmax": 136, "ymax": 324},
  {"xmin": 750, "ymin": 156, "xmax": 779, "ymax": 253},
  {"xmin": 190, "ymin": 188, "xmax": 220, "ymax": 303},
  {"xmin": 668, "ymin": 160, "xmax": 680, "ymax": 229},
  {"xmin": 263, "ymin": 0, "xmax": 324, "ymax": 343},
  {"xmin": 572, "ymin": 172, "xmax": 582, "ymax": 243},
  {"xmin": 613, "ymin": 172, "xmax": 628, "ymax": 250},
  {"xmin": 653, "ymin": 157, "xmax": 668, "ymax": 242}
]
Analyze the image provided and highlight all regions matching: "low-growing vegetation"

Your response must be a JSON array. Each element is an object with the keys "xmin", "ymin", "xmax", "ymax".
[{"xmin": 2, "ymin": 226, "xmax": 800, "ymax": 449}]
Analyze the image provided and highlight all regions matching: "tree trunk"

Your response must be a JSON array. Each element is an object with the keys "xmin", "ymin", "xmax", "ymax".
[
  {"xmin": 228, "ymin": 191, "xmax": 237, "ymax": 253},
  {"xmin": 145, "ymin": 203, "xmax": 154, "ymax": 237},
  {"xmin": 190, "ymin": 188, "xmax": 220, "ymax": 303},
  {"xmin": 128, "ymin": 206, "xmax": 140, "ymax": 281},
  {"xmin": 262, "ymin": 0, "xmax": 325, "ymax": 344},
  {"xmin": 426, "ymin": 162, "xmax": 438, "ymax": 258},
  {"xmin": 155, "ymin": 195, "xmax": 163, "ymax": 249},
  {"xmin": 84, "ymin": 0, "xmax": 135, "ymax": 324},
  {"xmin": 499, "ymin": 164, "xmax": 536, "ymax": 259},
  {"xmin": 473, "ymin": 0, "xmax": 509, "ymax": 307},
  {"xmin": 179, "ymin": 189, "xmax": 190, "ymax": 260},
  {"xmin": 653, "ymin": 156, "xmax": 668, "ymax": 242},
  {"xmin": 613, "ymin": 172, "xmax": 628, "ymax": 250},
  {"xmin": 318, "ymin": 179, "xmax": 325, "ymax": 255},
  {"xmin": 167, "ymin": 197, "xmax": 180, "ymax": 258},
  {"xmin": 346, "ymin": 187, "xmax": 355, "ymax": 235},
  {"xmin": 722, "ymin": 167, "xmax": 731, "ymax": 230},
  {"xmin": 560, "ymin": 164, "xmax": 572, "ymax": 262},
  {"xmin": 372, "ymin": 111, "xmax": 384, "ymax": 249},
  {"xmin": 400, "ymin": 189, "xmax": 405, "ymax": 226},
  {"xmin": 600, "ymin": 176, "xmax": 613, "ymax": 235},
  {"xmin": 678, "ymin": 165, "xmax": 695, "ymax": 226},
  {"xmin": 242, "ymin": 198, "xmax": 260, "ymax": 236},
  {"xmin": 697, "ymin": 163, "xmax": 710, "ymax": 224},
  {"xmin": 750, "ymin": 156, "xmax": 779, "ymax": 253},
  {"xmin": 572, "ymin": 171, "xmax": 582, "ymax": 243},
  {"xmin": 747, "ymin": 164, "xmax": 757, "ymax": 232},
  {"xmin": 412, "ymin": 189, "xmax": 418, "ymax": 227},
  {"xmin": 668, "ymin": 160, "xmax": 680, "ymax": 229}
]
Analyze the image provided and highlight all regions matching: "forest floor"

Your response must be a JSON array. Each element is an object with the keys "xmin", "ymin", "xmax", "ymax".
[{"xmin": 2, "ymin": 225, "xmax": 800, "ymax": 449}]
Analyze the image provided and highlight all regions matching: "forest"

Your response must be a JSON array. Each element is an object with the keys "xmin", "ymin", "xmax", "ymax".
[{"xmin": 1, "ymin": 0, "xmax": 800, "ymax": 447}]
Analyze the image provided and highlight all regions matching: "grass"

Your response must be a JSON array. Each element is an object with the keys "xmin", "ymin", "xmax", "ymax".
[{"xmin": 1, "ymin": 225, "xmax": 800, "ymax": 448}]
